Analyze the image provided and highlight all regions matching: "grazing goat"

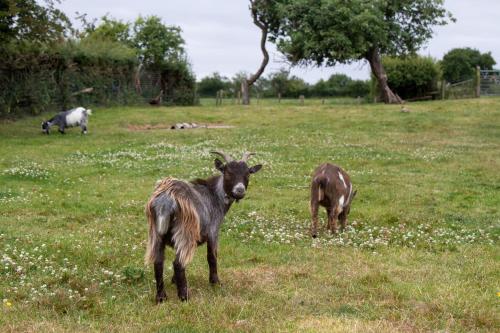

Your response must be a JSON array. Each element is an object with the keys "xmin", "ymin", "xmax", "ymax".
[
  {"xmin": 42, "ymin": 107, "xmax": 92, "ymax": 134},
  {"xmin": 145, "ymin": 151, "xmax": 262, "ymax": 302},
  {"xmin": 310, "ymin": 163, "xmax": 357, "ymax": 237},
  {"xmin": 149, "ymin": 90, "xmax": 164, "ymax": 106}
]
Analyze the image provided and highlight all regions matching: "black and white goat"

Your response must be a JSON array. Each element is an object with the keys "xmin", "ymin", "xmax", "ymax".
[
  {"xmin": 42, "ymin": 107, "xmax": 92, "ymax": 134},
  {"xmin": 145, "ymin": 151, "xmax": 262, "ymax": 302}
]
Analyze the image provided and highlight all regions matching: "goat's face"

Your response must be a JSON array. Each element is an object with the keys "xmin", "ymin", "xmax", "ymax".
[
  {"xmin": 41, "ymin": 121, "xmax": 50, "ymax": 134},
  {"xmin": 214, "ymin": 159, "xmax": 262, "ymax": 200}
]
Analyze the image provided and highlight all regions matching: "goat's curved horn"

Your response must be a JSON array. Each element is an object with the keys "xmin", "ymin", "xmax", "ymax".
[
  {"xmin": 241, "ymin": 152, "xmax": 255, "ymax": 162},
  {"xmin": 210, "ymin": 151, "xmax": 233, "ymax": 163}
]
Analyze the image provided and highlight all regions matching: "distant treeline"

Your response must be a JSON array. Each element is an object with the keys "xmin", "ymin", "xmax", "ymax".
[
  {"xmin": 197, "ymin": 70, "xmax": 370, "ymax": 99},
  {"xmin": 198, "ymin": 47, "xmax": 496, "ymax": 101}
]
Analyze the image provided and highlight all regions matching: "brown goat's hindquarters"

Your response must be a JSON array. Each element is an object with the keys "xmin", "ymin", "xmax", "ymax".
[{"xmin": 145, "ymin": 177, "xmax": 201, "ymax": 267}]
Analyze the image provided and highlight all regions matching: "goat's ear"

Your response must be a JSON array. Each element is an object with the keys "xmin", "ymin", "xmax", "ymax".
[
  {"xmin": 214, "ymin": 158, "xmax": 225, "ymax": 172},
  {"xmin": 249, "ymin": 164, "xmax": 262, "ymax": 174}
]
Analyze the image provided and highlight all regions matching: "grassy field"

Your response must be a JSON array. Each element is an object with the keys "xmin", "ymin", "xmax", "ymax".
[{"xmin": 0, "ymin": 98, "xmax": 499, "ymax": 332}]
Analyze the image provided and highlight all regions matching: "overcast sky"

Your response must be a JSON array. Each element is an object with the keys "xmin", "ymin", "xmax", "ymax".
[{"xmin": 58, "ymin": 0, "xmax": 500, "ymax": 83}]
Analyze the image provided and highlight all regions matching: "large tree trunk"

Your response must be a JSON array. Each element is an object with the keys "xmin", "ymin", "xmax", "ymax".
[
  {"xmin": 242, "ymin": 0, "xmax": 270, "ymax": 105},
  {"xmin": 366, "ymin": 47, "xmax": 402, "ymax": 104}
]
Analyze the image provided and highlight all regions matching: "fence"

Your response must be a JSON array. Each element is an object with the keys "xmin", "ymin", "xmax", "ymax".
[
  {"xmin": 445, "ymin": 79, "xmax": 476, "ymax": 100},
  {"xmin": 480, "ymin": 69, "xmax": 500, "ymax": 96},
  {"xmin": 443, "ymin": 67, "xmax": 500, "ymax": 100}
]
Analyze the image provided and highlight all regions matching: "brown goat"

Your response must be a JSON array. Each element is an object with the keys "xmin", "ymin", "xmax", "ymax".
[{"xmin": 310, "ymin": 163, "xmax": 357, "ymax": 237}]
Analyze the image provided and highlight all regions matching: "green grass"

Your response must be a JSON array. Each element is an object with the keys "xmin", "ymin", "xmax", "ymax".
[{"xmin": 0, "ymin": 98, "xmax": 499, "ymax": 332}]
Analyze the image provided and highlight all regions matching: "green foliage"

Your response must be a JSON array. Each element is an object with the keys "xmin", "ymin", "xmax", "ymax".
[
  {"xmin": 269, "ymin": 68, "xmax": 290, "ymax": 96},
  {"xmin": 441, "ymin": 47, "xmax": 497, "ymax": 83},
  {"xmin": 82, "ymin": 15, "xmax": 132, "ymax": 45},
  {"xmin": 260, "ymin": 0, "xmax": 453, "ymax": 102},
  {"xmin": 267, "ymin": 0, "xmax": 453, "ymax": 65},
  {"xmin": 380, "ymin": 56, "xmax": 441, "ymax": 99},
  {"xmin": 0, "ymin": 0, "xmax": 72, "ymax": 43},
  {"xmin": 199, "ymin": 68, "xmax": 370, "ymax": 99},
  {"xmin": 197, "ymin": 72, "xmax": 231, "ymax": 97},
  {"xmin": 83, "ymin": 15, "xmax": 196, "ymax": 106},
  {"xmin": 160, "ymin": 59, "xmax": 197, "ymax": 106},
  {"xmin": 0, "ymin": 9, "xmax": 197, "ymax": 115},
  {"xmin": 311, "ymin": 74, "xmax": 370, "ymax": 97},
  {"xmin": 0, "ymin": 39, "xmax": 139, "ymax": 116},
  {"xmin": 132, "ymin": 15, "xmax": 185, "ymax": 69}
]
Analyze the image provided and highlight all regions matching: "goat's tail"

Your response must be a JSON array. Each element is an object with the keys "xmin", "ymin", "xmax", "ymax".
[
  {"xmin": 145, "ymin": 194, "xmax": 160, "ymax": 265},
  {"xmin": 144, "ymin": 177, "xmax": 200, "ymax": 267},
  {"xmin": 311, "ymin": 174, "xmax": 328, "ymax": 203}
]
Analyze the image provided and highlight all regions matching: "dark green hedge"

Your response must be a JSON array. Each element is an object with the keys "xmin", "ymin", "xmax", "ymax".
[
  {"xmin": 0, "ymin": 39, "xmax": 197, "ymax": 116},
  {"xmin": 374, "ymin": 56, "xmax": 441, "ymax": 100}
]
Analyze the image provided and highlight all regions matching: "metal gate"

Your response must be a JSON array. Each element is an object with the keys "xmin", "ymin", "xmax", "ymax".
[{"xmin": 480, "ymin": 70, "xmax": 500, "ymax": 96}]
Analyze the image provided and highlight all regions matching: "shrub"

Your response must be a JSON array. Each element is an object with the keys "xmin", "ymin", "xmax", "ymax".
[{"xmin": 376, "ymin": 56, "xmax": 441, "ymax": 100}]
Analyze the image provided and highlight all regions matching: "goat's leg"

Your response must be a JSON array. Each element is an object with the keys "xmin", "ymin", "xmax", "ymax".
[
  {"xmin": 339, "ymin": 211, "xmax": 348, "ymax": 232},
  {"xmin": 173, "ymin": 257, "xmax": 188, "ymax": 301},
  {"xmin": 153, "ymin": 239, "xmax": 167, "ymax": 304},
  {"xmin": 328, "ymin": 206, "xmax": 339, "ymax": 234},
  {"xmin": 80, "ymin": 122, "xmax": 88, "ymax": 134},
  {"xmin": 171, "ymin": 266, "xmax": 176, "ymax": 285},
  {"xmin": 310, "ymin": 200, "xmax": 320, "ymax": 238},
  {"xmin": 58, "ymin": 124, "xmax": 65, "ymax": 134},
  {"xmin": 326, "ymin": 207, "xmax": 332, "ymax": 231},
  {"xmin": 207, "ymin": 239, "xmax": 220, "ymax": 284}
]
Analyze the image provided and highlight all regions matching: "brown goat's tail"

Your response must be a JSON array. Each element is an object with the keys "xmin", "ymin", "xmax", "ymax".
[
  {"xmin": 144, "ymin": 177, "xmax": 200, "ymax": 267},
  {"xmin": 311, "ymin": 175, "xmax": 327, "ymax": 203}
]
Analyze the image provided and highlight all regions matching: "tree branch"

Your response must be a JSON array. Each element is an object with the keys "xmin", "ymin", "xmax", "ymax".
[{"xmin": 247, "ymin": 0, "xmax": 269, "ymax": 86}]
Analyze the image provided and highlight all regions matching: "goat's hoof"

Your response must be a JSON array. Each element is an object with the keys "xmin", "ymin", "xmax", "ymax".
[
  {"xmin": 156, "ymin": 291, "xmax": 167, "ymax": 304},
  {"xmin": 209, "ymin": 277, "xmax": 221, "ymax": 285},
  {"xmin": 311, "ymin": 233, "xmax": 317, "ymax": 238}
]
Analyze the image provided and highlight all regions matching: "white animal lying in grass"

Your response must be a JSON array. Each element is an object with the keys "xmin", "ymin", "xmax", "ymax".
[{"xmin": 42, "ymin": 107, "xmax": 92, "ymax": 134}]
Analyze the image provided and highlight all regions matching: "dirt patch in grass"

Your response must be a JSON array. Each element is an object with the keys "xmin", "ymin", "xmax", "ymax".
[{"xmin": 127, "ymin": 123, "xmax": 235, "ymax": 131}]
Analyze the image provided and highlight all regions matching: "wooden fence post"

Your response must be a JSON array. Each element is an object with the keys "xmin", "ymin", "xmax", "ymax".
[
  {"xmin": 278, "ymin": 93, "xmax": 281, "ymax": 103},
  {"xmin": 441, "ymin": 80, "xmax": 446, "ymax": 100},
  {"xmin": 475, "ymin": 66, "xmax": 481, "ymax": 98},
  {"xmin": 299, "ymin": 95, "xmax": 304, "ymax": 105}
]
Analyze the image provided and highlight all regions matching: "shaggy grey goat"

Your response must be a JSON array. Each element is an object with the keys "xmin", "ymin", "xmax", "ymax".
[{"xmin": 145, "ymin": 151, "xmax": 262, "ymax": 302}]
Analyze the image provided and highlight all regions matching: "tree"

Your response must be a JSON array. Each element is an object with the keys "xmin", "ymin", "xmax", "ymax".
[
  {"xmin": 133, "ymin": 15, "xmax": 185, "ymax": 68},
  {"xmin": 265, "ymin": 0, "xmax": 453, "ymax": 104},
  {"xmin": 269, "ymin": 68, "xmax": 290, "ymax": 98},
  {"xmin": 241, "ymin": 0, "xmax": 273, "ymax": 105},
  {"xmin": 197, "ymin": 72, "xmax": 231, "ymax": 97},
  {"xmin": 81, "ymin": 15, "xmax": 131, "ymax": 45},
  {"xmin": 441, "ymin": 48, "xmax": 496, "ymax": 83},
  {"xmin": 0, "ymin": 0, "xmax": 71, "ymax": 44}
]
